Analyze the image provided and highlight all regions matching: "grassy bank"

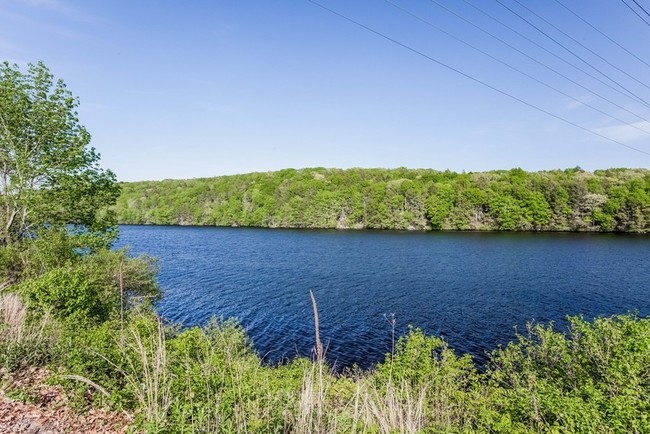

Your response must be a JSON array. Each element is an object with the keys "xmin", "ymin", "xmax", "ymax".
[{"xmin": 2, "ymin": 265, "xmax": 650, "ymax": 432}]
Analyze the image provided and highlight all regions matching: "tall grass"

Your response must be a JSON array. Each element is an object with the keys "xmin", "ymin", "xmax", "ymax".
[
  {"xmin": 296, "ymin": 360, "xmax": 334, "ymax": 433},
  {"xmin": 10, "ymin": 294, "xmax": 646, "ymax": 433},
  {"xmin": 0, "ymin": 293, "xmax": 27, "ymax": 342},
  {"xmin": 0, "ymin": 293, "xmax": 57, "ymax": 371},
  {"xmin": 363, "ymin": 380, "xmax": 427, "ymax": 434},
  {"xmin": 102, "ymin": 315, "xmax": 172, "ymax": 430}
]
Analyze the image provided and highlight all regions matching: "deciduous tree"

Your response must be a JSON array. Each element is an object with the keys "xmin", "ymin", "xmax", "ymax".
[{"xmin": 0, "ymin": 61, "xmax": 119, "ymax": 247}]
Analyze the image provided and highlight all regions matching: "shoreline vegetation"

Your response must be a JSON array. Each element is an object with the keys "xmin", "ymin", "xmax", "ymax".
[
  {"xmin": 3, "ymin": 283, "xmax": 650, "ymax": 432},
  {"xmin": 115, "ymin": 167, "xmax": 650, "ymax": 233}
]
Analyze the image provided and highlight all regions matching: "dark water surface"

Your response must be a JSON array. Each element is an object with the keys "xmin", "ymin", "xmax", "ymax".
[{"xmin": 115, "ymin": 226, "xmax": 649, "ymax": 369}]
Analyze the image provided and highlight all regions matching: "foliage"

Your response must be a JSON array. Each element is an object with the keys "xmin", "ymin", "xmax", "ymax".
[
  {"xmin": 18, "ymin": 266, "xmax": 105, "ymax": 322},
  {"xmin": 483, "ymin": 315, "xmax": 650, "ymax": 433},
  {"xmin": 373, "ymin": 328, "xmax": 481, "ymax": 432},
  {"xmin": 0, "ymin": 61, "xmax": 119, "ymax": 248},
  {"xmin": 115, "ymin": 167, "xmax": 650, "ymax": 232},
  {"xmin": 15, "ymin": 249, "xmax": 158, "ymax": 324},
  {"xmin": 4, "ymin": 279, "xmax": 650, "ymax": 433},
  {"xmin": 48, "ymin": 311, "xmax": 650, "ymax": 433}
]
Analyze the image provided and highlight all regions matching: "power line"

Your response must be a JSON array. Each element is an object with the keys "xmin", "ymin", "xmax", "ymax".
[
  {"xmin": 431, "ymin": 0, "xmax": 650, "ymax": 123},
  {"xmin": 511, "ymin": 0, "xmax": 650, "ymax": 93},
  {"xmin": 494, "ymin": 0, "xmax": 650, "ymax": 108},
  {"xmin": 620, "ymin": 0, "xmax": 650, "ymax": 27},
  {"xmin": 552, "ymin": 0, "xmax": 650, "ymax": 69},
  {"xmin": 305, "ymin": 0, "xmax": 650, "ymax": 157},
  {"xmin": 382, "ymin": 0, "xmax": 650, "ymax": 136},
  {"xmin": 632, "ymin": 0, "xmax": 650, "ymax": 19}
]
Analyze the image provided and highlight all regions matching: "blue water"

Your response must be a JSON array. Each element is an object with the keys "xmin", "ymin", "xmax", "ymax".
[{"xmin": 115, "ymin": 226, "xmax": 650, "ymax": 369}]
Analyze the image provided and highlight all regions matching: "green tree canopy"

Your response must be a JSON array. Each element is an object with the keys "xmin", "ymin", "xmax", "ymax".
[
  {"xmin": 115, "ymin": 167, "xmax": 650, "ymax": 232},
  {"xmin": 0, "ymin": 61, "xmax": 119, "ymax": 247}
]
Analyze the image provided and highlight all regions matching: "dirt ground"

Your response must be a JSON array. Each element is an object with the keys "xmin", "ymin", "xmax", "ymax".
[{"xmin": 0, "ymin": 368, "xmax": 131, "ymax": 434}]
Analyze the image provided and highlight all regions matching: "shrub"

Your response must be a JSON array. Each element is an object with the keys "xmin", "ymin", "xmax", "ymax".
[
  {"xmin": 373, "ymin": 328, "xmax": 481, "ymax": 432},
  {"xmin": 18, "ymin": 266, "xmax": 107, "ymax": 323},
  {"xmin": 484, "ymin": 315, "xmax": 650, "ymax": 433},
  {"xmin": 16, "ymin": 249, "xmax": 158, "ymax": 324}
]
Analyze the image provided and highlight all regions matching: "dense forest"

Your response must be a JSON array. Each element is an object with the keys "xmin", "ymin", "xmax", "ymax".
[{"xmin": 116, "ymin": 167, "xmax": 650, "ymax": 232}]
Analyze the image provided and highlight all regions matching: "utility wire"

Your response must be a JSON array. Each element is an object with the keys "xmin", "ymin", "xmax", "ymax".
[
  {"xmin": 620, "ymin": 0, "xmax": 650, "ymax": 28},
  {"xmin": 432, "ymin": 0, "xmax": 649, "ymax": 122},
  {"xmin": 633, "ymin": 0, "xmax": 650, "ymax": 18},
  {"xmin": 631, "ymin": 0, "xmax": 650, "ymax": 20},
  {"xmin": 511, "ymin": 0, "xmax": 650, "ymax": 93},
  {"xmin": 632, "ymin": 0, "xmax": 650, "ymax": 18},
  {"xmin": 494, "ymin": 0, "xmax": 650, "ymax": 108},
  {"xmin": 383, "ymin": 0, "xmax": 650, "ymax": 135},
  {"xmin": 305, "ymin": 0, "xmax": 650, "ymax": 157},
  {"xmin": 552, "ymin": 0, "xmax": 650, "ymax": 69}
]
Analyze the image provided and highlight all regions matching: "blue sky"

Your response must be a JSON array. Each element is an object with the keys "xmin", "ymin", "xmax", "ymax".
[{"xmin": 1, "ymin": 0, "xmax": 650, "ymax": 181}]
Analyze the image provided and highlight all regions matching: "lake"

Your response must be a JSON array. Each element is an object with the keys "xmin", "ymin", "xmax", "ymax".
[{"xmin": 115, "ymin": 225, "xmax": 650, "ymax": 369}]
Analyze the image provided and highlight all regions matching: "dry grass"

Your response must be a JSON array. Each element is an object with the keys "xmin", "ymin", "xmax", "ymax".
[
  {"xmin": 0, "ymin": 293, "xmax": 28, "ymax": 343},
  {"xmin": 291, "ymin": 368, "xmax": 432, "ymax": 434},
  {"xmin": 296, "ymin": 361, "xmax": 331, "ymax": 433},
  {"xmin": 0, "ymin": 293, "xmax": 56, "ymax": 370},
  {"xmin": 108, "ymin": 317, "xmax": 171, "ymax": 430},
  {"xmin": 362, "ymin": 381, "xmax": 427, "ymax": 434}
]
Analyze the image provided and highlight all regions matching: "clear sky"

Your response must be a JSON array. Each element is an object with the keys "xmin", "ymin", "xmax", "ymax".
[{"xmin": 2, "ymin": 0, "xmax": 650, "ymax": 181}]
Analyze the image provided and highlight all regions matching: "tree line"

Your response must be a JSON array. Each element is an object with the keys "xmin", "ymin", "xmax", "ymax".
[{"xmin": 116, "ymin": 167, "xmax": 650, "ymax": 232}]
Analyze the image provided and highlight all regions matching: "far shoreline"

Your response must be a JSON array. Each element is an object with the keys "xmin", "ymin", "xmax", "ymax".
[{"xmin": 116, "ymin": 223, "xmax": 650, "ymax": 236}]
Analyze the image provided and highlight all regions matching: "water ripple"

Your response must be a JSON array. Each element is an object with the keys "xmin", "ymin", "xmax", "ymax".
[{"xmin": 116, "ymin": 226, "xmax": 650, "ymax": 369}]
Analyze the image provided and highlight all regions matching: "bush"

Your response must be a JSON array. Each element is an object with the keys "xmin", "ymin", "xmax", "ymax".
[
  {"xmin": 18, "ymin": 266, "xmax": 107, "ymax": 323},
  {"xmin": 373, "ymin": 328, "xmax": 481, "ymax": 432},
  {"xmin": 16, "ymin": 249, "xmax": 158, "ymax": 324},
  {"xmin": 483, "ymin": 315, "xmax": 650, "ymax": 433},
  {"xmin": 0, "ymin": 230, "xmax": 80, "ymax": 285},
  {"xmin": 164, "ymin": 318, "xmax": 280, "ymax": 432}
]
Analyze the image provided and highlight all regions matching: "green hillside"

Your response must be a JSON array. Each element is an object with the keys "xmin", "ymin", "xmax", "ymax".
[{"xmin": 115, "ymin": 167, "xmax": 650, "ymax": 232}]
